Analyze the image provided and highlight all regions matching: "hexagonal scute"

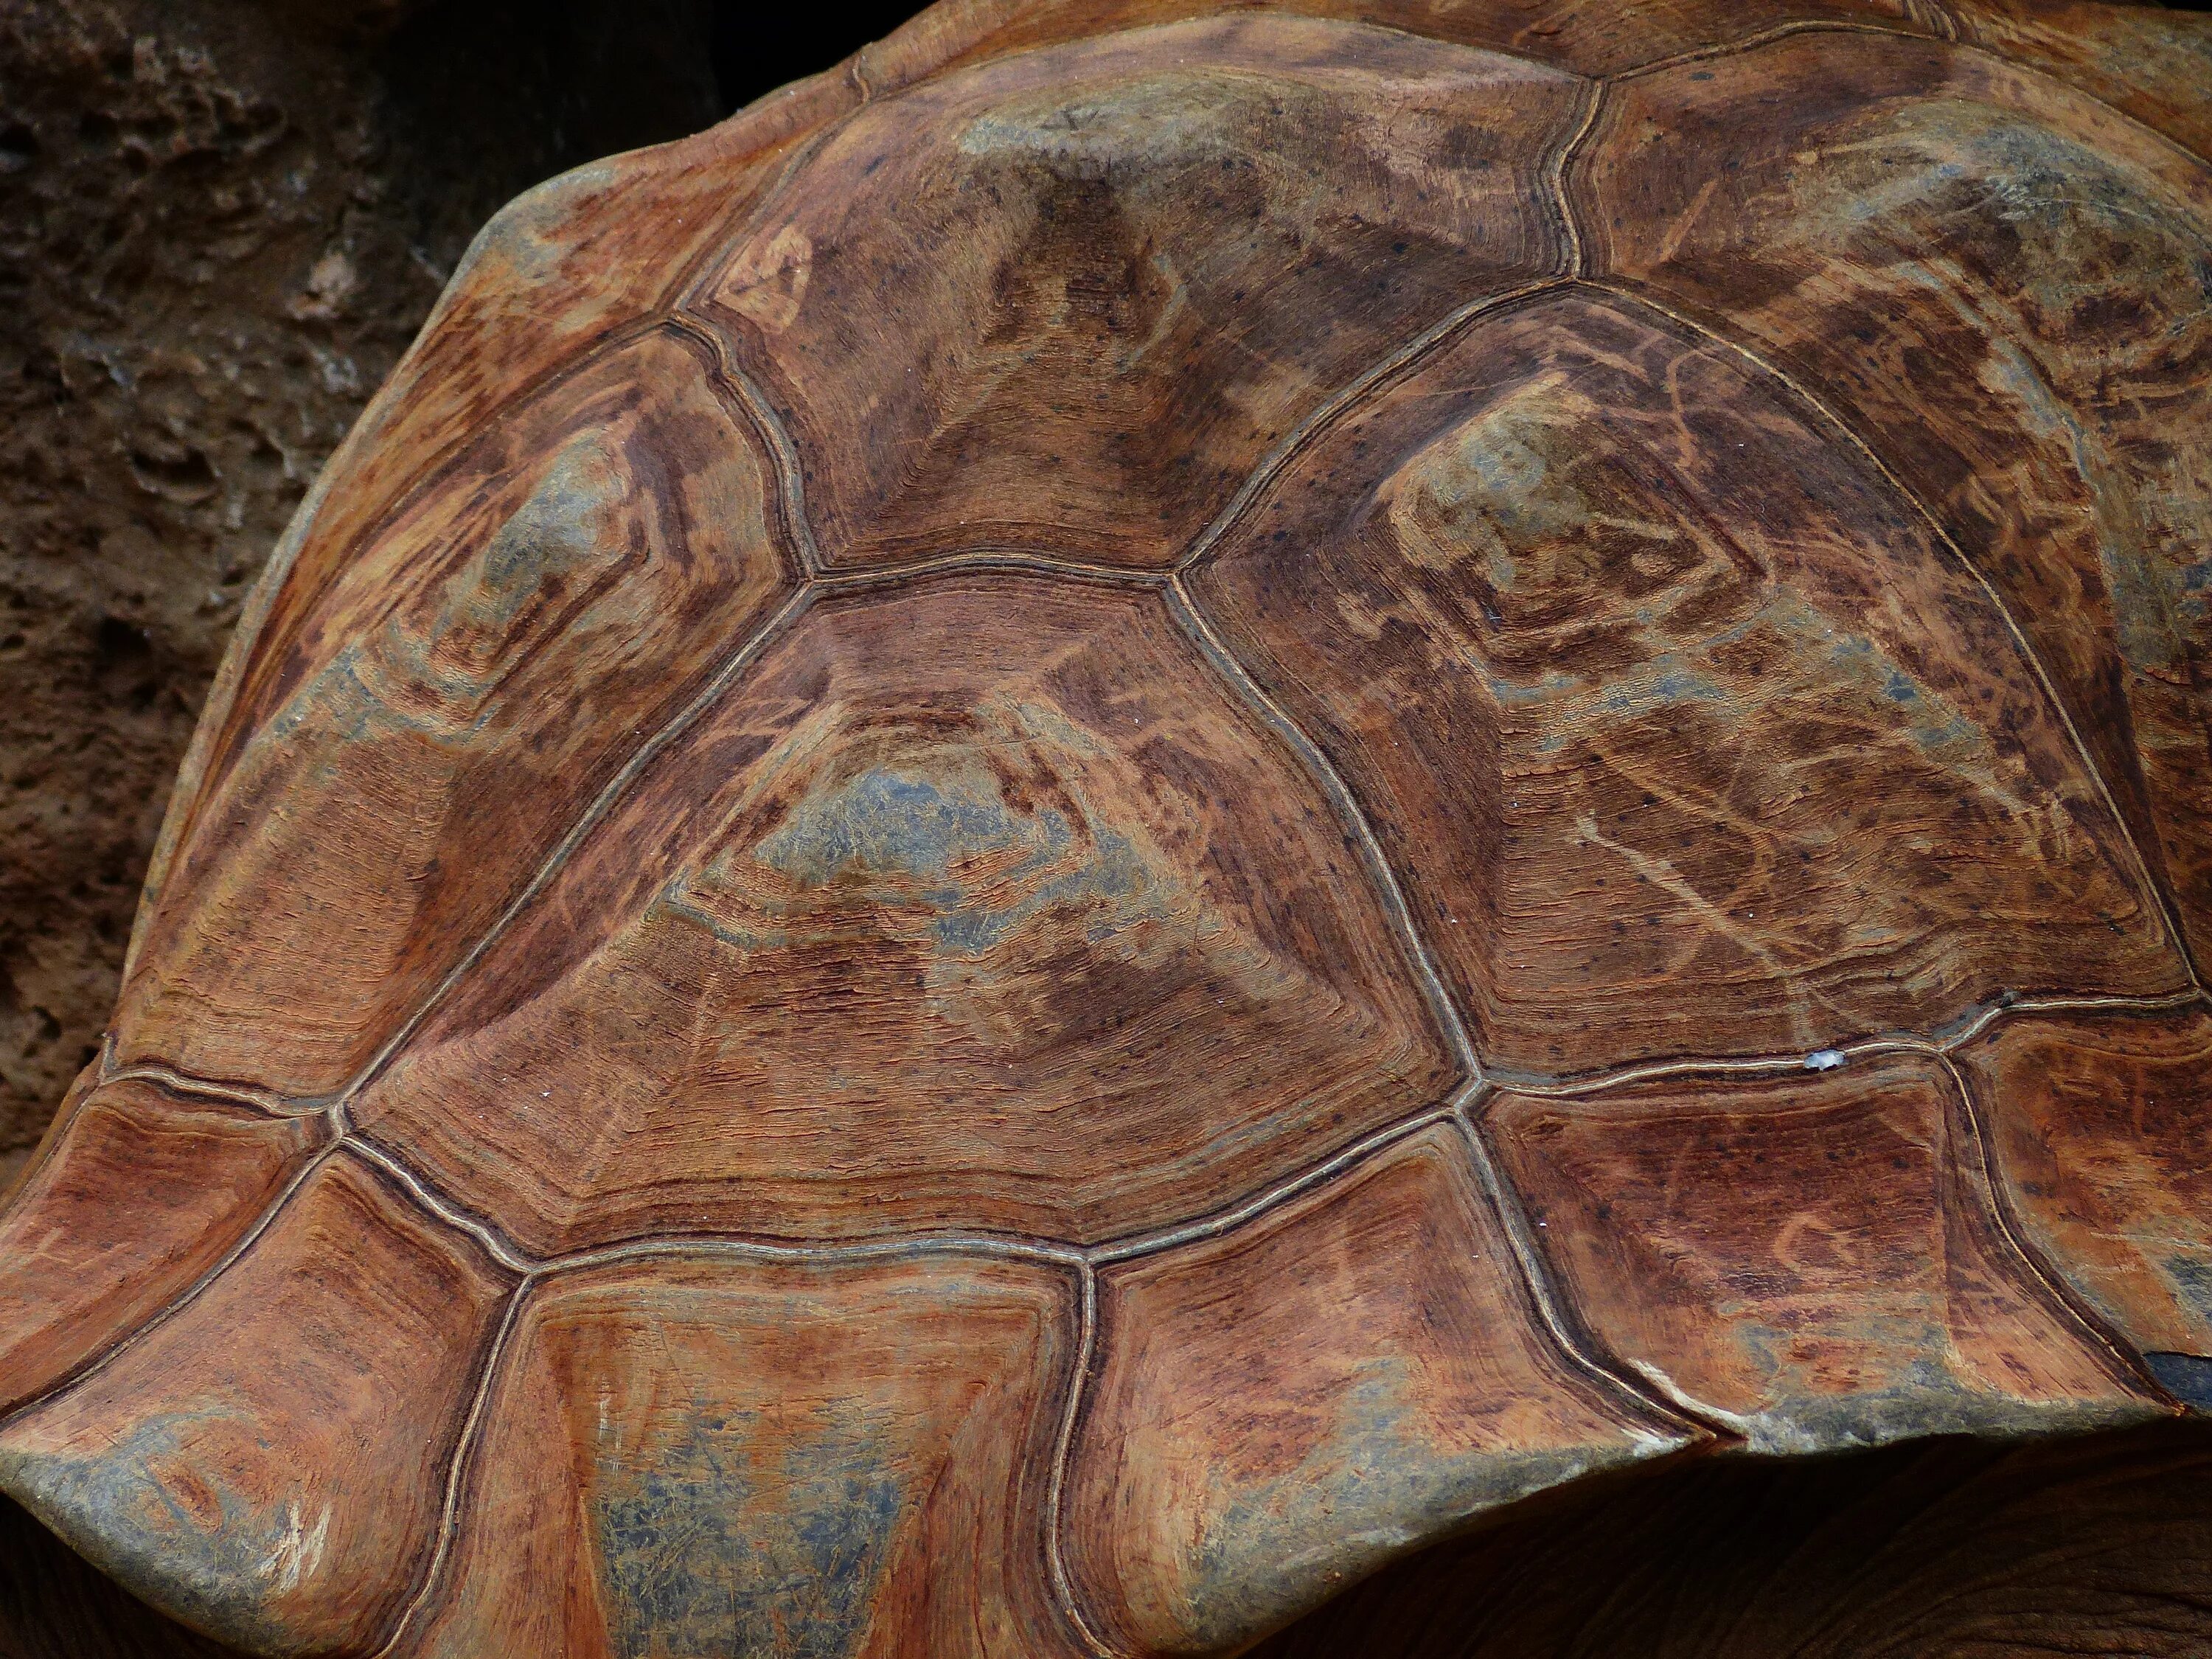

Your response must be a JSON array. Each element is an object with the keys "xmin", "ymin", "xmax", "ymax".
[
  {"xmin": 1189, "ymin": 287, "xmax": 2186, "ymax": 1077},
  {"xmin": 0, "ymin": 1155, "xmax": 515, "ymax": 1656},
  {"xmin": 351, "ymin": 574, "xmax": 1457, "ymax": 1255},
  {"xmin": 1063, "ymin": 1124, "xmax": 1689, "ymax": 1655},
  {"xmin": 1486, "ymin": 1055, "xmax": 2160, "ymax": 1451},
  {"xmin": 117, "ymin": 327, "xmax": 799, "ymax": 1099},
  {"xmin": 684, "ymin": 13, "xmax": 1585, "ymax": 571},
  {"xmin": 1958, "ymin": 1004, "xmax": 2212, "ymax": 1398},
  {"xmin": 1578, "ymin": 29, "xmax": 2212, "ymax": 969},
  {"xmin": 402, "ymin": 1252, "xmax": 1084, "ymax": 1659}
]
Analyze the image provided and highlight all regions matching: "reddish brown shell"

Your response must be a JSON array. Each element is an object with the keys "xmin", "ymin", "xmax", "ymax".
[{"xmin": 2, "ymin": 1, "xmax": 2211, "ymax": 1654}]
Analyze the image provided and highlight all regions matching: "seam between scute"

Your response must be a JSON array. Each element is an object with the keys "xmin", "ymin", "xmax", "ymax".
[
  {"xmin": 1448, "ymin": 1099, "xmax": 1722, "ymax": 1440},
  {"xmin": 1485, "ymin": 987, "xmax": 2207, "ymax": 1102},
  {"xmin": 369, "ymin": 1284, "xmax": 528, "ymax": 1659},
  {"xmin": 1550, "ymin": 77, "xmax": 1605, "ymax": 280},
  {"xmin": 1162, "ymin": 575, "xmax": 1480, "ymax": 1081},
  {"xmin": 1043, "ymin": 1267, "xmax": 1116, "ymax": 1659},
  {"xmin": 813, "ymin": 550, "xmax": 1172, "ymax": 590},
  {"xmin": 1583, "ymin": 277, "xmax": 2208, "ymax": 998},
  {"xmin": 29, "ymin": 989, "xmax": 2208, "ymax": 1653},
  {"xmin": 1090, "ymin": 1105, "xmax": 1463, "ymax": 1269},
  {"xmin": 1933, "ymin": 1051, "xmax": 2177, "ymax": 1410},
  {"xmin": 89, "ymin": 987, "xmax": 2211, "ymax": 1277},
  {"xmin": 661, "ymin": 312, "xmax": 825, "ymax": 576},
  {"xmin": 1611, "ymin": 17, "xmax": 1951, "ymax": 83},
  {"xmin": 347, "ymin": 1142, "xmax": 534, "ymax": 1276},
  {"xmin": 1175, "ymin": 281, "xmax": 1566, "ymax": 575},
  {"xmin": 99, "ymin": 1060, "xmax": 310, "ymax": 1119}
]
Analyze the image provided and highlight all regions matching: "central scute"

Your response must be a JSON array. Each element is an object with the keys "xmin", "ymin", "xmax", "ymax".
[
  {"xmin": 347, "ymin": 574, "xmax": 1455, "ymax": 1255},
  {"xmin": 723, "ymin": 726, "xmax": 1169, "ymax": 964}
]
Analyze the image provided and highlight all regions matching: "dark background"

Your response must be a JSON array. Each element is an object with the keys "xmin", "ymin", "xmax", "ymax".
[{"xmin": 714, "ymin": 6, "xmax": 932, "ymax": 114}]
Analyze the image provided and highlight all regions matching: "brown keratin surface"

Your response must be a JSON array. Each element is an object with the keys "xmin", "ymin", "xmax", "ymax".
[{"xmin": 1, "ymin": 1, "xmax": 2211, "ymax": 1655}]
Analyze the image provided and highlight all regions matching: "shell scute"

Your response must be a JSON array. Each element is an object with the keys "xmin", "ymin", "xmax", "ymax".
[
  {"xmin": 1065, "ymin": 1122, "xmax": 1687, "ymax": 1655},
  {"xmin": 880, "ymin": 0, "xmax": 1953, "ymax": 81},
  {"xmin": 349, "ymin": 573, "xmax": 1456, "ymax": 1253},
  {"xmin": 1960, "ymin": 1006, "xmax": 2212, "ymax": 1366},
  {"xmin": 0, "ymin": 1077, "xmax": 325, "ymax": 1419},
  {"xmin": 1486, "ymin": 1057, "xmax": 2161, "ymax": 1452},
  {"xmin": 117, "ymin": 327, "xmax": 799, "ymax": 1099},
  {"xmin": 405, "ymin": 1253, "xmax": 1082, "ymax": 1659},
  {"xmin": 0, "ymin": 1154, "xmax": 513, "ymax": 1655},
  {"xmin": 4, "ymin": 4, "xmax": 2211, "ymax": 1655},
  {"xmin": 1191, "ymin": 285, "xmax": 2182, "ymax": 1075},
  {"xmin": 1581, "ymin": 29, "xmax": 2212, "ymax": 972},
  {"xmin": 684, "ymin": 14, "xmax": 1584, "ymax": 571}
]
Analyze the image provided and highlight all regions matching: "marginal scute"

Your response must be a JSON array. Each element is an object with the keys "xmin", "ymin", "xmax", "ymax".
[
  {"xmin": 686, "ymin": 13, "xmax": 1583, "ymax": 569},
  {"xmin": 877, "ymin": 0, "xmax": 1953, "ymax": 81},
  {"xmin": 1579, "ymin": 28, "xmax": 2212, "ymax": 972},
  {"xmin": 0, "ymin": 1155, "xmax": 512, "ymax": 1655},
  {"xmin": 1192, "ymin": 286, "xmax": 2179, "ymax": 1074},
  {"xmin": 1064, "ymin": 1124, "xmax": 1690, "ymax": 1656},
  {"xmin": 1947, "ymin": 0, "xmax": 2212, "ymax": 158},
  {"xmin": 116, "ymin": 327, "xmax": 798, "ymax": 1099},
  {"xmin": 1958, "ymin": 1005, "xmax": 2212, "ymax": 1369},
  {"xmin": 404, "ymin": 1253, "xmax": 1082, "ymax": 1659},
  {"xmin": 351, "ymin": 573, "xmax": 1455, "ymax": 1252},
  {"xmin": 1486, "ymin": 1057, "xmax": 2161, "ymax": 1451},
  {"xmin": 0, "ymin": 1077, "xmax": 327, "ymax": 1417}
]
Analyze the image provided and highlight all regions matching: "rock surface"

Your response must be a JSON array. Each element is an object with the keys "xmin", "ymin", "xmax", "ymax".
[{"xmin": 0, "ymin": 0, "xmax": 723, "ymax": 1183}]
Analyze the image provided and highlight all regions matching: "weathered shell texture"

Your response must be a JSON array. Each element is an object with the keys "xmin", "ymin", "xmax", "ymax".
[{"xmin": 1, "ymin": 0, "xmax": 2210, "ymax": 1654}]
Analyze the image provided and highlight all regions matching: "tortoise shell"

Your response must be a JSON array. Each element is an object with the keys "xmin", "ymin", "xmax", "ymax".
[{"xmin": 4, "ymin": 0, "xmax": 2212, "ymax": 1654}]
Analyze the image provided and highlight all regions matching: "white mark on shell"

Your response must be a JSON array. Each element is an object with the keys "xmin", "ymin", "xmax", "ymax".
[{"xmin": 261, "ymin": 1500, "xmax": 331, "ymax": 1593}]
